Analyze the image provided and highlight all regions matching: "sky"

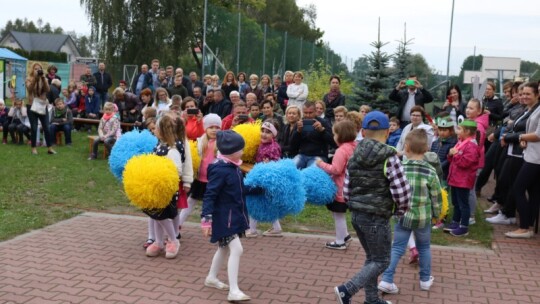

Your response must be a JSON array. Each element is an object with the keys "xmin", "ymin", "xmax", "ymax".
[{"xmin": 1, "ymin": 0, "xmax": 538, "ymax": 76}]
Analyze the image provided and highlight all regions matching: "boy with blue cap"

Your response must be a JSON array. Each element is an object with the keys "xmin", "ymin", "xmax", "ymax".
[{"xmin": 334, "ymin": 111, "xmax": 411, "ymax": 304}]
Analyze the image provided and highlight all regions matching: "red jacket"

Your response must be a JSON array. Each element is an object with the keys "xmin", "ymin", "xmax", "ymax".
[
  {"xmin": 185, "ymin": 116, "xmax": 204, "ymax": 141},
  {"xmin": 447, "ymin": 139, "xmax": 480, "ymax": 189}
]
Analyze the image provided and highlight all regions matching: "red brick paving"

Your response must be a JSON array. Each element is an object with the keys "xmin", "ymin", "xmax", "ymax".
[{"xmin": 0, "ymin": 212, "xmax": 539, "ymax": 304}]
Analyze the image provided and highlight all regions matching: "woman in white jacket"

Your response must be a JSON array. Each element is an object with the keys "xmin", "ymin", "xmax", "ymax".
[{"xmin": 286, "ymin": 71, "xmax": 308, "ymax": 111}]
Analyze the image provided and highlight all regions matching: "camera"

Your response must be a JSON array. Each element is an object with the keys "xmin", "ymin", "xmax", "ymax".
[
  {"xmin": 237, "ymin": 114, "xmax": 249, "ymax": 122},
  {"xmin": 37, "ymin": 69, "xmax": 44, "ymax": 76},
  {"xmin": 187, "ymin": 108, "xmax": 199, "ymax": 115}
]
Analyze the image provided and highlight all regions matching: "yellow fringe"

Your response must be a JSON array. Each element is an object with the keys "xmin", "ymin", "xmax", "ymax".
[
  {"xmin": 232, "ymin": 122, "xmax": 261, "ymax": 163},
  {"xmin": 123, "ymin": 154, "xmax": 179, "ymax": 209}
]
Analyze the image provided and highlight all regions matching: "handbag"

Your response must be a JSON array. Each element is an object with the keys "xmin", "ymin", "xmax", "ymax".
[{"xmin": 30, "ymin": 98, "xmax": 47, "ymax": 115}]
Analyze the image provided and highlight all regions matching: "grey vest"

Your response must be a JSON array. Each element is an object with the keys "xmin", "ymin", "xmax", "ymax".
[{"xmin": 347, "ymin": 138, "xmax": 396, "ymax": 218}]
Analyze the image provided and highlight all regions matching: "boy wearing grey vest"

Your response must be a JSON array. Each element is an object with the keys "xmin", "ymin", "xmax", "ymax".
[{"xmin": 334, "ymin": 111, "xmax": 411, "ymax": 304}]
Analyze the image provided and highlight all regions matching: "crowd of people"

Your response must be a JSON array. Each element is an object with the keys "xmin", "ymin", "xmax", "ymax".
[{"xmin": 1, "ymin": 58, "xmax": 539, "ymax": 304}]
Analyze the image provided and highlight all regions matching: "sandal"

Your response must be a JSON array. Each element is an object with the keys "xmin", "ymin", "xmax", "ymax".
[{"xmin": 143, "ymin": 239, "xmax": 154, "ymax": 249}]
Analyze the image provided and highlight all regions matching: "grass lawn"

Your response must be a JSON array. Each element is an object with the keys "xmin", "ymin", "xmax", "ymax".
[{"xmin": 0, "ymin": 130, "xmax": 492, "ymax": 248}]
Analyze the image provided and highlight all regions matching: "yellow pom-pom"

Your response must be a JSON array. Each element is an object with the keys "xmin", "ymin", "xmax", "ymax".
[
  {"xmin": 189, "ymin": 140, "xmax": 201, "ymax": 177},
  {"xmin": 438, "ymin": 188, "xmax": 449, "ymax": 221},
  {"xmin": 232, "ymin": 122, "xmax": 261, "ymax": 163},
  {"xmin": 123, "ymin": 154, "xmax": 179, "ymax": 209}
]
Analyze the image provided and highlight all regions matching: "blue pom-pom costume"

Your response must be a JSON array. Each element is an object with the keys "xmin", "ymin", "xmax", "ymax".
[
  {"xmin": 244, "ymin": 159, "xmax": 305, "ymax": 222},
  {"xmin": 301, "ymin": 166, "xmax": 337, "ymax": 205},
  {"xmin": 109, "ymin": 129, "xmax": 158, "ymax": 180}
]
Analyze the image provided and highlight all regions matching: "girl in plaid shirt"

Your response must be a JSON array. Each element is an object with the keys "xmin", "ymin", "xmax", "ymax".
[{"xmin": 378, "ymin": 129, "xmax": 442, "ymax": 294}]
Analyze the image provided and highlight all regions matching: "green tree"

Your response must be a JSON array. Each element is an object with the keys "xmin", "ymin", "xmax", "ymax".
[
  {"xmin": 80, "ymin": 0, "xmax": 201, "ymax": 64},
  {"xmin": 305, "ymin": 59, "xmax": 353, "ymax": 101},
  {"xmin": 392, "ymin": 25, "xmax": 413, "ymax": 84},
  {"xmin": 1, "ymin": 18, "xmax": 63, "ymax": 37},
  {"xmin": 351, "ymin": 19, "xmax": 394, "ymax": 113},
  {"xmin": 520, "ymin": 60, "xmax": 540, "ymax": 82},
  {"xmin": 456, "ymin": 55, "xmax": 483, "ymax": 88}
]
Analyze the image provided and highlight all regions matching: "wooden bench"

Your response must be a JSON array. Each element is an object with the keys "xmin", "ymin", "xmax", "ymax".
[
  {"xmin": 88, "ymin": 135, "xmax": 109, "ymax": 159},
  {"xmin": 73, "ymin": 118, "xmax": 135, "ymax": 132},
  {"xmin": 55, "ymin": 131, "xmax": 64, "ymax": 146}
]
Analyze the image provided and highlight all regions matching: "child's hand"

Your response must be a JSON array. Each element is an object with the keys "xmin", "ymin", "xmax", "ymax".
[
  {"xmin": 449, "ymin": 148, "xmax": 457, "ymax": 156},
  {"xmin": 315, "ymin": 158, "xmax": 322, "ymax": 165},
  {"xmin": 201, "ymin": 218, "xmax": 212, "ymax": 237}
]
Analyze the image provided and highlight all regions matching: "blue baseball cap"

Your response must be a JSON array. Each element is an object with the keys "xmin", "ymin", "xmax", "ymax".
[{"xmin": 362, "ymin": 111, "xmax": 390, "ymax": 130}]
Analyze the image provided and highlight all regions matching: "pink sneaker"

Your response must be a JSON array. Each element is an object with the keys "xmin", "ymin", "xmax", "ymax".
[
  {"xmin": 146, "ymin": 243, "xmax": 163, "ymax": 257},
  {"xmin": 165, "ymin": 240, "xmax": 180, "ymax": 259}
]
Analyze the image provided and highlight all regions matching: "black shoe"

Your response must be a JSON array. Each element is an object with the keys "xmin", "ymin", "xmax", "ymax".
[
  {"xmin": 344, "ymin": 234, "xmax": 353, "ymax": 244},
  {"xmin": 364, "ymin": 299, "xmax": 392, "ymax": 304},
  {"xmin": 325, "ymin": 241, "xmax": 347, "ymax": 250},
  {"xmin": 334, "ymin": 285, "xmax": 351, "ymax": 304}
]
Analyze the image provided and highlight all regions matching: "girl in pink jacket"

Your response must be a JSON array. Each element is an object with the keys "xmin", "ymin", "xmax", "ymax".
[
  {"xmin": 465, "ymin": 98, "xmax": 489, "ymax": 224},
  {"xmin": 444, "ymin": 119, "xmax": 480, "ymax": 237},
  {"xmin": 316, "ymin": 120, "xmax": 358, "ymax": 250}
]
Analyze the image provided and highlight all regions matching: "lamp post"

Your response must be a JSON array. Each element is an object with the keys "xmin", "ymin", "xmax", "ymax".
[{"xmin": 445, "ymin": 0, "xmax": 455, "ymax": 92}]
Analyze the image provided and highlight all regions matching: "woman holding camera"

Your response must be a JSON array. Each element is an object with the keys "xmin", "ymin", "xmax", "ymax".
[
  {"xmin": 26, "ymin": 62, "xmax": 56, "ymax": 155},
  {"xmin": 181, "ymin": 97, "xmax": 205, "ymax": 140}
]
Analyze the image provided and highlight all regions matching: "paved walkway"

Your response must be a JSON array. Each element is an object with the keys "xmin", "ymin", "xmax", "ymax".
[{"xmin": 1, "ymin": 212, "xmax": 539, "ymax": 304}]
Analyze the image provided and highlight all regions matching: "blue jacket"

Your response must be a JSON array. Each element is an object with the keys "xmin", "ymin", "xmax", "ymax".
[
  {"xmin": 387, "ymin": 128, "xmax": 402, "ymax": 147},
  {"xmin": 131, "ymin": 72, "xmax": 154, "ymax": 95},
  {"xmin": 202, "ymin": 159, "xmax": 250, "ymax": 243},
  {"xmin": 85, "ymin": 94, "xmax": 101, "ymax": 116},
  {"xmin": 430, "ymin": 135, "xmax": 457, "ymax": 180}
]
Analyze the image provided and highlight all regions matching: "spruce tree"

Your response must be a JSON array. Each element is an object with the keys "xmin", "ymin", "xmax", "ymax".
[{"xmin": 351, "ymin": 18, "xmax": 395, "ymax": 113}]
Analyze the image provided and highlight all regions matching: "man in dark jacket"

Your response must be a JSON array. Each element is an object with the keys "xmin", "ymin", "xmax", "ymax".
[
  {"xmin": 131, "ymin": 64, "xmax": 153, "ymax": 96},
  {"xmin": 167, "ymin": 75, "xmax": 188, "ymax": 99},
  {"xmin": 93, "ymin": 62, "xmax": 113, "ymax": 108},
  {"xmin": 47, "ymin": 79, "xmax": 61, "ymax": 104},
  {"xmin": 389, "ymin": 76, "xmax": 433, "ymax": 128},
  {"xmin": 188, "ymin": 72, "xmax": 204, "ymax": 97},
  {"xmin": 291, "ymin": 101, "xmax": 334, "ymax": 168},
  {"xmin": 112, "ymin": 87, "xmax": 141, "ymax": 123},
  {"xmin": 209, "ymin": 89, "xmax": 232, "ymax": 119}
]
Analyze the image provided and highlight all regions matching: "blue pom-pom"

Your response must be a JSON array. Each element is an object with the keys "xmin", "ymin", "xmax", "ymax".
[
  {"xmin": 109, "ymin": 129, "xmax": 158, "ymax": 180},
  {"xmin": 301, "ymin": 166, "xmax": 337, "ymax": 205},
  {"xmin": 244, "ymin": 159, "xmax": 305, "ymax": 222}
]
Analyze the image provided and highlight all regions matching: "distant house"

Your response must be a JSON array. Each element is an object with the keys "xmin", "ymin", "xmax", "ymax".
[{"xmin": 0, "ymin": 30, "xmax": 81, "ymax": 62}]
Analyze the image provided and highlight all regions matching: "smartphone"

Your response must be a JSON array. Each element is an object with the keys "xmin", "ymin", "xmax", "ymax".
[
  {"xmin": 238, "ymin": 114, "xmax": 249, "ymax": 122},
  {"xmin": 187, "ymin": 108, "xmax": 199, "ymax": 115},
  {"xmin": 302, "ymin": 119, "xmax": 314, "ymax": 132}
]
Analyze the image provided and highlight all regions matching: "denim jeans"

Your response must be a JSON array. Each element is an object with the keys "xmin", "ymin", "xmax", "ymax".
[
  {"xmin": 28, "ymin": 105, "xmax": 52, "ymax": 148},
  {"xmin": 451, "ymin": 186, "xmax": 470, "ymax": 226},
  {"xmin": 293, "ymin": 154, "xmax": 326, "ymax": 169},
  {"xmin": 344, "ymin": 212, "xmax": 391, "ymax": 303},
  {"xmin": 382, "ymin": 221, "xmax": 432, "ymax": 283},
  {"xmin": 92, "ymin": 136, "xmax": 116, "ymax": 157},
  {"xmin": 49, "ymin": 123, "xmax": 72, "ymax": 145}
]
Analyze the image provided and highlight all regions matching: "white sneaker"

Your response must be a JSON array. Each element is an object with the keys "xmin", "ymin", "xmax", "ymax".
[
  {"xmin": 484, "ymin": 203, "xmax": 501, "ymax": 214},
  {"xmin": 487, "ymin": 213, "xmax": 516, "ymax": 225},
  {"xmin": 469, "ymin": 218, "xmax": 476, "ymax": 225},
  {"xmin": 420, "ymin": 276, "xmax": 434, "ymax": 291},
  {"xmin": 378, "ymin": 281, "xmax": 399, "ymax": 294},
  {"xmin": 486, "ymin": 212, "xmax": 504, "ymax": 223},
  {"xmin": 204, "ymin": 277, "xmax": 229, "ymax": 290},
  {"xmin": 227, "ymin": 290, "xmax": 251, "ymax": 301}
]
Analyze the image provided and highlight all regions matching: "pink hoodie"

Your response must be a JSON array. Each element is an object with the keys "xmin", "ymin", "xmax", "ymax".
[
  {"xmin": 317, "ymin": 141, "xmax": 357, "ymax": 203},
  {"xmin": 474, "ymin": 113, "xmax": 489, "ymax": 169}
]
